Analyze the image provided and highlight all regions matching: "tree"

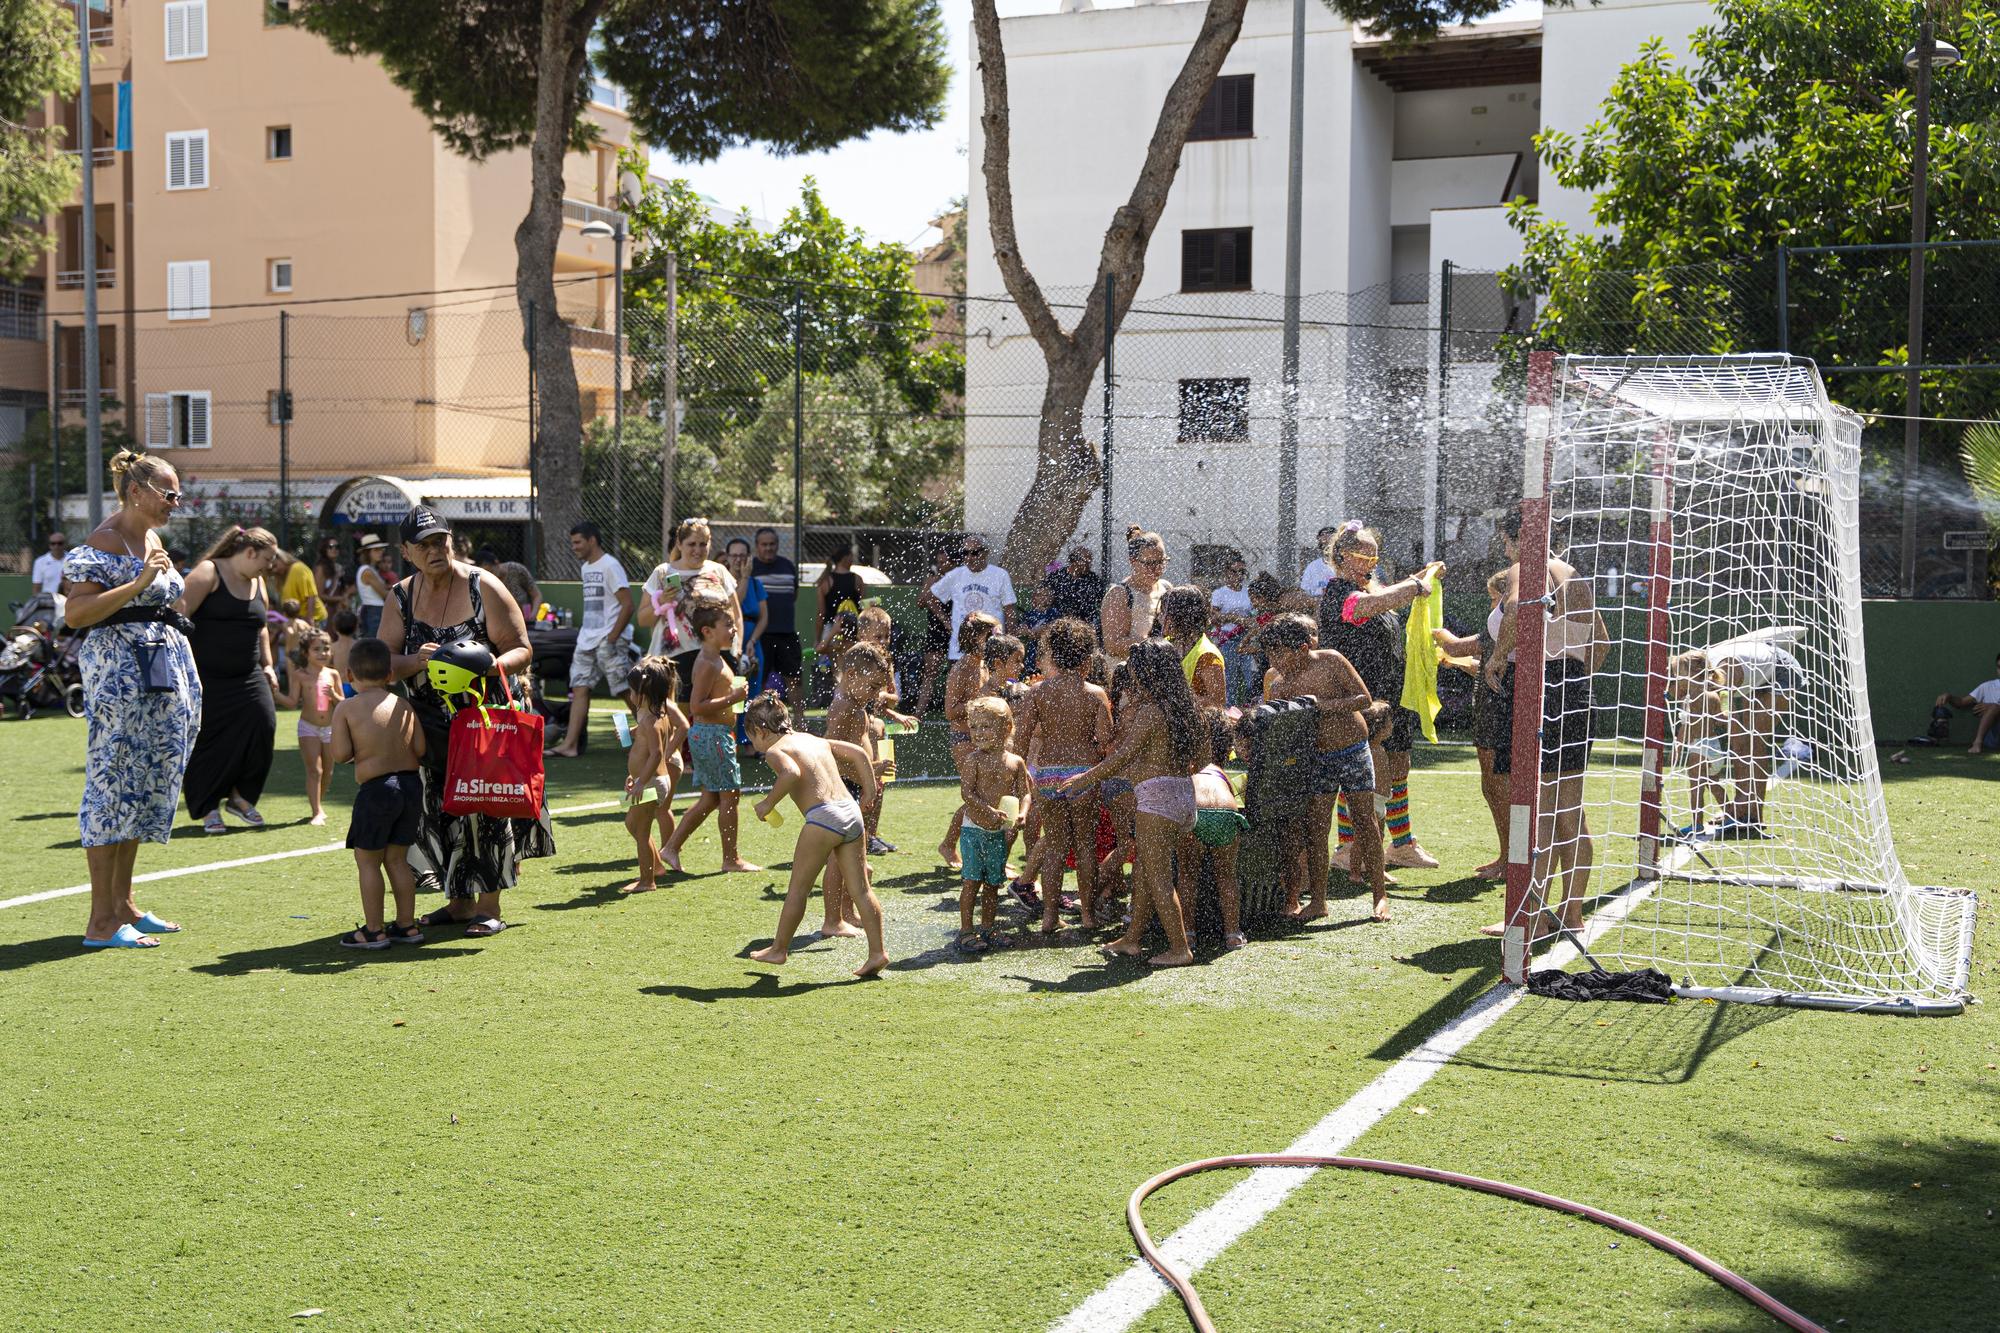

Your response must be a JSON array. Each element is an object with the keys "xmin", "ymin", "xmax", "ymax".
[
  {"xmin": 0, "ymin": 0, "xmax": 80, "ymax": 279},
  {"xmin": 297, "ymin": 1, "xmax": 951, "ymax": 574},
  {"xmin": 1504, "ymin": 0, "xmax": 2000, "ymax": 426},
  {"xmin": 972, "ymin": 0, "xmax": 1534, "ymax": 581}
]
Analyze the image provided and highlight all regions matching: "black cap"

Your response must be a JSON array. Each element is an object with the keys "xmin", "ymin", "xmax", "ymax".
[{"xmin": 400, "ymin": 505, "xmax": 451, "ymax": 545}]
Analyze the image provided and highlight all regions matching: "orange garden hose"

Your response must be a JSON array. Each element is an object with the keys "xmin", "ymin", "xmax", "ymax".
[{"xmin": 1127, "ymin": 1154, "xmax": 1826, "ymax": 1333}]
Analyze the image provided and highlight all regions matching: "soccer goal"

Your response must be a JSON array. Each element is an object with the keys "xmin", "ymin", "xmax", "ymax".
[{"xmin": 1501, "ymin": 352, "xmax": 1975, "ymax": 1014}]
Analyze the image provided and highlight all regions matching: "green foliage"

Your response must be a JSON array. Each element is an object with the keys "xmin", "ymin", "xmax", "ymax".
[
  {"xmin": 298, "ymin": 1, "xmax": 950, "ymax": 164},
  {"xmin": 1960, "ymin": 419, "xmax": 2000, "ymax": 528},
  {"xmin": 0, "ymin": 406, "xmax": 131, "ymax": 544},
  {"xmin": 0, "ymin": 0, "xmax": 81, "ymax": 279},
  {"xmin": 1506, "ymin": 0, "xmax": 2000, "ymax": 424},
  {"xmin": 1318, "ymin": 0, "xmax": 1540, "ymax": 41}
]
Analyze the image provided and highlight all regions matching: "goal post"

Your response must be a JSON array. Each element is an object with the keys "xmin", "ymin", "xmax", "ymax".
[{"xmin": 1503, "ymin": 352, "xmax": 1976, "ymax": 1014}]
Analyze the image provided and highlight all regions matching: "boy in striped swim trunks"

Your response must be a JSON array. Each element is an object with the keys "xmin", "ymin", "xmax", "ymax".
[
  {"xmin": 1014, "ymin": 617, "xmax": 1113, "ymax": 933},
  {"xmin": 746, "ymin": 697, "xmax": 886, "ymax": 979}
]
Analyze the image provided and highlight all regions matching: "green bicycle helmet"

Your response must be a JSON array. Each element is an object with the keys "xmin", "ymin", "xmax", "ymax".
[{"xmin": 426, "ymin": 639, "xmax": 494, "ymax": 698}]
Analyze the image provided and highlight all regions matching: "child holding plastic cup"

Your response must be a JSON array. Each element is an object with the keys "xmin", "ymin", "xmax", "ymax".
[{"xmin": 955, "ymin": 696, "xmax": 1030, "ymax": 954}]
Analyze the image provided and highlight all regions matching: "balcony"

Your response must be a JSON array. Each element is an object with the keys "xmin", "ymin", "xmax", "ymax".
[
  {"xmin": 563, "ymin": 198, "xmax": 624, "ymax": 231},
  {"xmin": 64, "ymin": 146, "xmax": 116, "ymax": 168},
  {"xmin": 60, "ymin": 388, "xmax": 120, "ymax": 409},
  {"xmin": 57, "ymin": 270, "xmax": 116, "ymax": 290}
]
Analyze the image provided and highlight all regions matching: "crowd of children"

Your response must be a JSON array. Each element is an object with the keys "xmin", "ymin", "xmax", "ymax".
[{"xmin": 261, "ymin": 516, "xmax": 1627, "ymax": 981}]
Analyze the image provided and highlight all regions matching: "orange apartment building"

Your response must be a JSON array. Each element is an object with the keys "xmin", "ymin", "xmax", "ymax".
[{"xmin": 2, "ymin": 0, "xmax": 635, "ymax": 547}]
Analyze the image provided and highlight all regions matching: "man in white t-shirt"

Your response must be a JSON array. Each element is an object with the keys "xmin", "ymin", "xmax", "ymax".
[
  {"xmin": 922, "ymin": 535, "xmax": 1017, "ymax": 660},
  {"xmin": 31, "ymin": 531, "xmax": 67, "ymax": 598},
  {"xmin": 1297, "ymin": 525, "xmax": 1341, "ymax": 598},
  {"xmin": 550, "ymin": 520, "xmax": 634, "ymax": 758},
  {"xmin": 1937, "ymin": 651, "xmax": 2000, "ymax": 754}
]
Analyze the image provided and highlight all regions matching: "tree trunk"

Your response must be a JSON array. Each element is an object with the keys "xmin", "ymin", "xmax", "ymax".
[
  {"xmin": 971, "ymin": 0, "xmax": 1249, "ymax": 588},
  {"xmin": 516, "ymin": 0, "xmax": 604, "ymax": 578}
]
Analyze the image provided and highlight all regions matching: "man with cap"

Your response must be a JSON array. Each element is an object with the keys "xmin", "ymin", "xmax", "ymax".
[
  {"xmin": 1044, "ymin": 544, "xmax": 1107, "ymax": 628},
  {"xmin": 549, "ymin": 520, "xmax": 634, "ymax": 758},
  {"xmin": 354, "ymin": 534, "xmax": 392, "ymax": 637}
]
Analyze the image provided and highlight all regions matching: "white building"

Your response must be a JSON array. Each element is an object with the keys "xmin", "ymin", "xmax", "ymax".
[{"xmin": 964, "ymin": 0, "xmax": 1710, "ymax": 583}]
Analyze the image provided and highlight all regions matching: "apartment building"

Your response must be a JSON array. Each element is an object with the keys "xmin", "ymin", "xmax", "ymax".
[
  {"xmin": 963, "ymin": 0, "xmax": 1710, "ymax": 581},
  {"xmin": 2, "ymin": 0, "xmax": 637, "ymax": 551}
]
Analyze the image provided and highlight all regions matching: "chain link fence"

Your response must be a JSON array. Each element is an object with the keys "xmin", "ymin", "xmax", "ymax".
[{"xmin": 2, "ymin": 248, "xmax": 1991, "ymax": 603}]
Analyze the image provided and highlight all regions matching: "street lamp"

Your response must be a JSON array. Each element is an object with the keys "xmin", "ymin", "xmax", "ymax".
[
  {"xmin": 1899, "ymin": 19, "xmax": 1960, "ymax": 598},
  {"xmin": 581, "ymin": 215, "xmax": 627, "ymax": 545}
]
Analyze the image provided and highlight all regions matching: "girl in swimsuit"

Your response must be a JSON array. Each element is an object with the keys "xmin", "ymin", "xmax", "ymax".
[
  {"xmin": 937, "ymin": 611, "xmax": 1000, "ymax": 871},
  {"xmin": 1063, "ymin": 639, "xmax": 1210, "ymax": 967},
  {"xmin": 277, "ymin": 629, "xmax": 341, "ymax": 826}
]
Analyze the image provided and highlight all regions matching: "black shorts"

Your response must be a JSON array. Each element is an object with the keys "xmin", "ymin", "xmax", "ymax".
[
  {"xmin": 923, "ymin": 615, "xmax": 951, "ymax": 653},
  {"xmin": 1380, "ymin": 704, "xmax": 1419, "ymax": 754},
  {"xmin": 348, "ymin": 770, "xmax": 422, "ymax": 851},
  {"xmin": 1474, "ymin": 665, "xmax": 1514, "ymax": 754},
  {"xmin": 1540, "ymin": 657, "xmax": 1595, "ymax": 775},
  {"xmin": 762, "ymin": 632, "xmax": 802, "ymax": 679}
]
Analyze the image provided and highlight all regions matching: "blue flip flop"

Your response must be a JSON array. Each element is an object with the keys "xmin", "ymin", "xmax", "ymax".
[
  {"xmin": 82, "ymin": 923, "xmax": 158, "ymax": 949},
  {"xmin": 135, "ymin": 911, "xmax": 181, "ymax": 935}
]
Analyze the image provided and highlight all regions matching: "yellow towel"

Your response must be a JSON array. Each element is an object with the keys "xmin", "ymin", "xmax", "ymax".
[{"xmin": 1401, "ymin": 580, "xmax": 1445, "ymax": 743}]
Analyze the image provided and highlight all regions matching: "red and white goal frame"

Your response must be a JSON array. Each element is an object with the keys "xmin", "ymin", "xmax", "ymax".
[{"xmin": 1498, "ymin": 351, "xmax": 1974, "ymax": 1014}]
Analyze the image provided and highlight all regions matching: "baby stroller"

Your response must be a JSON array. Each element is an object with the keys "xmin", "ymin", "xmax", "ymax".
[{"xmin": 0, "ymin": 596, "xmax": 85, "ymax": 720}]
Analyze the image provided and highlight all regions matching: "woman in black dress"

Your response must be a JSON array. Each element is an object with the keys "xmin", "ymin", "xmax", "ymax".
[
  {"xmin": 376, "ymin": 506, "xmax": 553, "ymax": 935},
  {"xmin": 1314, "ymin": 521, "xmax": 1446, "ymax": 877},
  {"xmin": 175, "ymin": 526, "xmax": 282, "ymax": 835}
]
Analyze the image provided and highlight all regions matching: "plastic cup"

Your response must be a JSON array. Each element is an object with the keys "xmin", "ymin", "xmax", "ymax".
[
  {"xmin": 997, "ymin": 794, "xmax": 1020, "ymax": 827},
  {"xmin": 762, "ymin": 808, "xmax": 784, "ymax": 828},
  {"xmin": 880, "ymin": 736, "xmax": 897, "ymax": 783},
  {"xmin": 613, "ymin": 712, "xmax": 633, "ymax": 747},
  {"xmin": 731, "ymin": 675, "xmax": 748, "ymax": 714}
]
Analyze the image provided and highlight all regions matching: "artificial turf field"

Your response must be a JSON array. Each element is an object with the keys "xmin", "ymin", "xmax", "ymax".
[{"xmin": 0, "ymin": 709, "xmax": 1994, "ymax": 1332}]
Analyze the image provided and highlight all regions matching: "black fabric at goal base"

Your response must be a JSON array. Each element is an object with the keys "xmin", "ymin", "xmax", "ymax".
[{"xmin": 1527, "ymin": 968, "xmax": 1675, "ymax": 1004}]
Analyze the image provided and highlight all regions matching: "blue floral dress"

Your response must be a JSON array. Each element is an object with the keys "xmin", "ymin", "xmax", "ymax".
[{"xmin": 64, "ymin": 546, "xmax": 203, "ymax": 846}]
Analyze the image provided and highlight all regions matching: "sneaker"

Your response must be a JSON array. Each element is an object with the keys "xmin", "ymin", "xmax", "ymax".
[
  {"xmin": 1709, "ymin": 815, "xmax": 1766, "ymax": 841},
  {"xmin": 1386, "ymin": 841, "xmax": 1440, "ymax": 870},
  {"xmin": 867, "ymin": 835, "xmax": 895, "ymax": 856},
  {"xmin": 201, "ymin": 810, "xmax": 227, "ymax": 835},
  {"xmin": 223, "ymin": 803, "xmax": 265, "ymax": 828},
  {"xmin": 1672, "ymin": 821, "xmax": 1710, "ymax": 842}
]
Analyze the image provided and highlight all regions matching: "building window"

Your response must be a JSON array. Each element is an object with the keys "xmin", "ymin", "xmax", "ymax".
[
  {"xmin": 165, "ymin": 1, "xmax": 207, "ymax": 61},
  {"xmin": 269, "ymin": 259, "xmax": 293, "ymax": 293},
  {"xmin": 1179, "ymin": 378, "xmax": 1251, "ymax": 442},
  {"xmin": 165, "ymin": 130, "xmax": 208, "ymax": 190},
  {"xmin": 264, "ymin": 0, "xmax": 293, "ymax": 24},
  {"xmin": 145, "ymin": 391, "xmax": 211, "ymax": 449},
  {"xmin": 1188, "ymin": 74, "xmax": 1254, "ymax": 141},
  {"xmin": 266, "ymin": 390, "xmax": 293, "ymax": 425},
  {"xmin": 1181, "ymin": 228, "xmax": 1251, "ymax": 292},
  {"xmin": 267, "ymin": 126, "xmax": 292, "ymax": 160},
  {"xmin": 166, "ymin": 260, "xmax": 210, "ymax": 321}
]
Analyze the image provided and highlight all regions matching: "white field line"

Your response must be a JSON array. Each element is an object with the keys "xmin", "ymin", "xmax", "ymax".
[
  {"xmin": 0, "ymin": 798, "xmax": 623, "ymax": 914},
  {"xmin": 1053, "ymin": 843, "xmax": 1694, "ymax": 1333}
]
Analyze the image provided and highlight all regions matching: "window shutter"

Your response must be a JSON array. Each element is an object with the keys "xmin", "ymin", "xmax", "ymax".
[
  {"xmin": 167, "ymin": 134, "xmax": 186, "ymax": 189},
  {"xmin": 167, "ymin": 261, "xmax": 210, "ymax": 320},
  {"xmin": 186, "ymin": 2, "xmax": 207, "ymax": 58},
  {"xmin": 167, "ymin": 262, "xmax": 189, "ymax": 318},
  {"xmin": 187, "ymin": 132, "xmax": 206, "ymax": 187},
  {"xmin": 165, "ymin": 3, "xmax": 185, "ymax": 59},
  {"xmin": 187, "ymin": 393, "xmax": 211, "ymax": 447},
  {"xmin": 145, "ymin": 394, "xmax": 171, "ymax": 447},
  {"xmin": 190, "ymin": 261, "xmax": 210, "ymax": 318},
  {"xmin": 166, "ymin": 2, "xmax": 207, "ymax": 60},
  {"xmin": 1232, "ymin": 77, "xmax": 1255, "ymax": 135}
]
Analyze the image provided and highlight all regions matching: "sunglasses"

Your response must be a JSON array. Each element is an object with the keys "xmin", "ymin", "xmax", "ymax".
[
  {"xmin": 143, "ymin": 479, "xmax": 183, "ymax": 504},
  {"xmin": 962, "ymin": 548, "xmax": 986, "ymax": 558}
]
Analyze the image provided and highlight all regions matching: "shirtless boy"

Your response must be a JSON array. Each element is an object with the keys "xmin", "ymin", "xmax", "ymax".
[
  {"xmin": 329, "ymin": 637, "xmax": 428, "ymax": 948},
  {"xmin": 937, "ymin": 611, "xmax": 999, "ymax": 870},
  {"xmin": 1259, "ymin": 613, "xmax": 1391, "ymax": 922},
  {"xmin": 744, "ymin": 697, "xmax": 887, "ymax": 978},
  {"xmin": 957, "ymin": 696, "xmax": 1032, "ymax": 953},
  {"xmin": 1014, "ymin": 617, "xmax": 1112, "ymax": 932},
  {"xmin": 666, "ymin": 601, "xmax": 760, "ymax": 874}
]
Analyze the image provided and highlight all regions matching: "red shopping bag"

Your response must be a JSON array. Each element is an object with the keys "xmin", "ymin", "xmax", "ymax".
[{"xmin": 443, "ymin": 671, "xmax": 545, "ymax": 819}]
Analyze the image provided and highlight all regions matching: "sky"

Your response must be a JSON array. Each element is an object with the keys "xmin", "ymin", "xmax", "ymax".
[{"xmin": 650, "ymin": 0, "xmax": 1546, "ymax": 249}]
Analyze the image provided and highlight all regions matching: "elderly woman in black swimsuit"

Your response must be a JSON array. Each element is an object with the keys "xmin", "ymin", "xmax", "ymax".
[{"xmin": 375, "ymin": 505, "xmax": 553, "ymax": 935}]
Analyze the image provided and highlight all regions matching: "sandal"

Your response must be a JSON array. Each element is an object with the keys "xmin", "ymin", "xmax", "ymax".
[
  {"xmin": 340, "ymin": 926, "xmax": 392, "ymax": 950},
  {"xmin": 417, "ymin": 907, "xmax": 463, "ymax": 929},
  {"xmin": 134, "ymin": 911, "xmax": 181, "ymax": 935},
  {"xmin": 462, "ymin": 917, "xmax": 508, "ymax": 938},
  {"xmin": 82, "ymin": 923, "xmax": 158, "ymax": 949},
  {"xmin": 1009, "ymin": 880, "xmax": 1042, "ymax": 913},
  {"xmin": 384, "ymin": 922, "xmax": 425, "ymax": 946},
  {"xmin": 1223, "ymin": 931, "xmax": 1248, "ymax": 951},
  {"xmin": 200, "ymin": 810, "xmax": 227, "ymax": 836},
  {"xmin": 955, "ymin": 931, "xmax": 988, "ymax": 955}
]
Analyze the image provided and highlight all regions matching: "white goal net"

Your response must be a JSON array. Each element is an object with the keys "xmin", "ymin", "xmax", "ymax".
[{"xmin": 1504, "ymin": 354, "xmax": 1974, "ymax": 1013}]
